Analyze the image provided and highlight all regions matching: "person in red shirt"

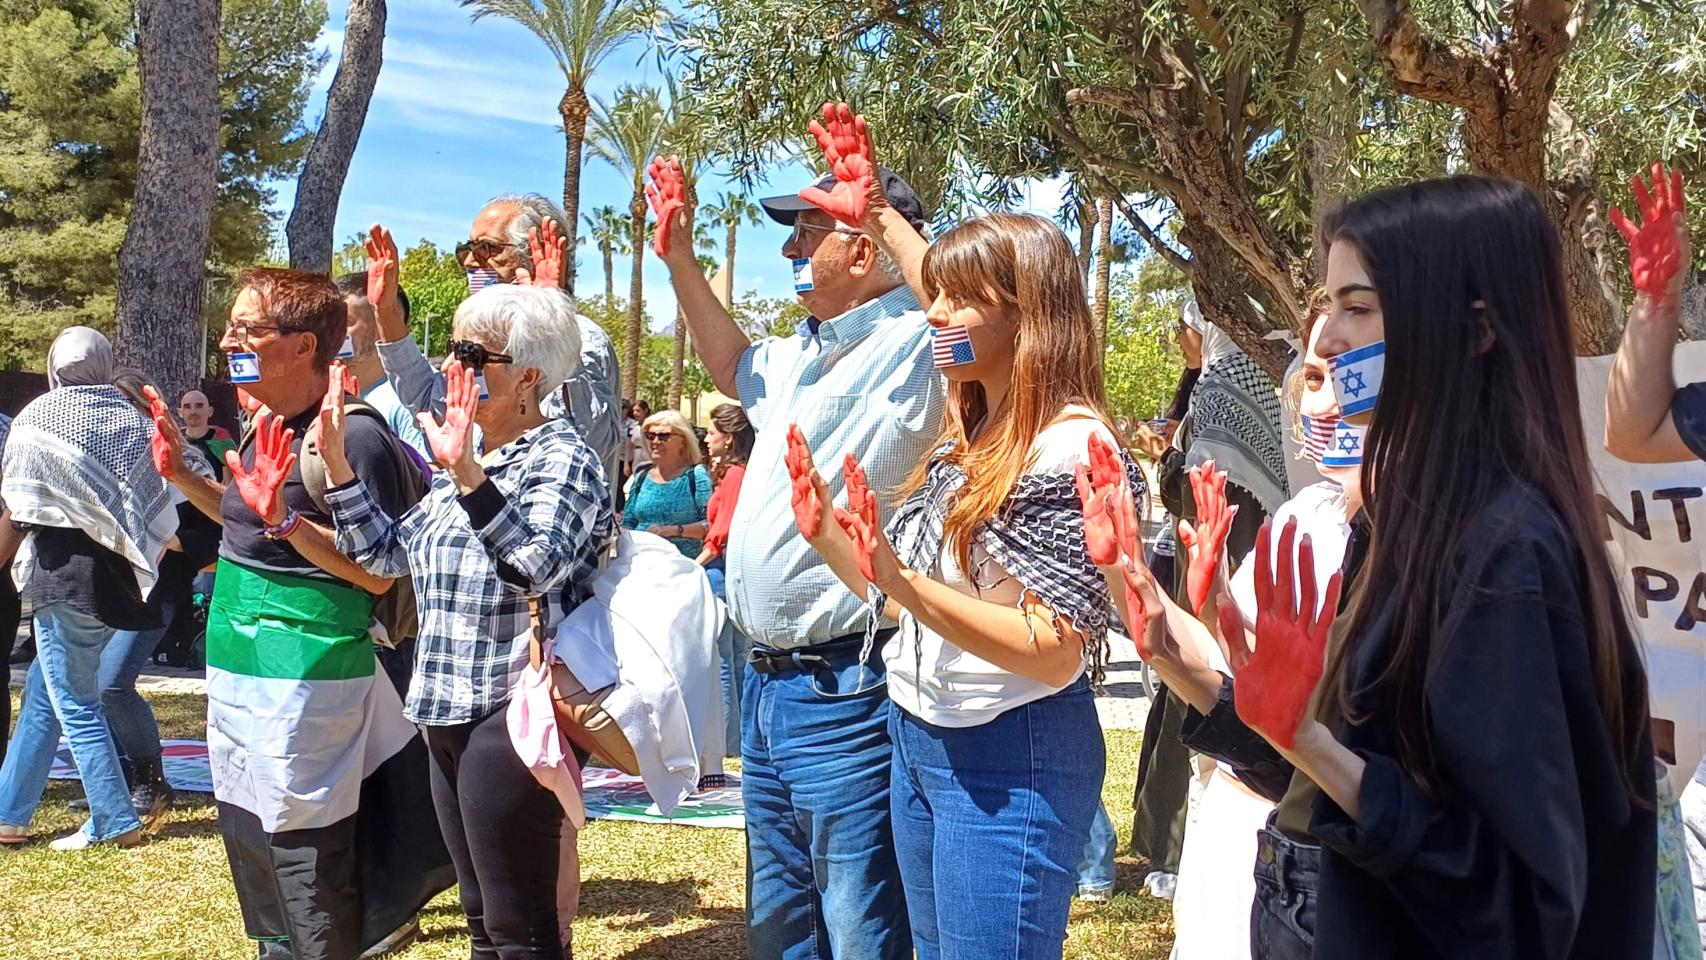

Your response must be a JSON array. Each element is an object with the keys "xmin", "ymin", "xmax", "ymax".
[{"xmin": 697, "ymin": 403, "xmax": 755, "ymax": 758}]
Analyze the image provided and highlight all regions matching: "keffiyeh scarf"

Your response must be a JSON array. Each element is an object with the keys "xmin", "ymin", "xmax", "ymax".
[
  {"xmin": 2, "ymin": 385, "xmax": 176, "ymax": 595},
  {"xmin": 869, "ymin": 439, "xmax": 1147, "ymax": 685},
  {"xmin": 1183, "ymin": 352, "xmax": 1288, "ymax": 515}
]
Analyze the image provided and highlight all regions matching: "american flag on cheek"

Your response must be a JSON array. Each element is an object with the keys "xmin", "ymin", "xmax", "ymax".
[
  {"xmin": 931, "ymin": 324, "xmax": 976, "ymax": 368},
  {"xmin": 1301, "ymin": 413, "xmax": 1337, "ymax": 462}
]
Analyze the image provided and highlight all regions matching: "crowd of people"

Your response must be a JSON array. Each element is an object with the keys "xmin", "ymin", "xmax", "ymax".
[{"xmin": 0, "ymin": 99, "xmax": 1700, "ymax": 960}]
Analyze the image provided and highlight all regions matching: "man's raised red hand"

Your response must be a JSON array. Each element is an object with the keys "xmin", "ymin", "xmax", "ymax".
[
  {"xmin": 1178, "ymin": 461, "xmax": 1237, "ymax": 615},
  {"xmin": 142, "ymin": 385, "xmax": 183, "ymax": 480},
  {"xmin": 365, "ymin": 223, "xmax": 401, "ymax": 310},
  {"xmin": 784, "ymin": 424, "xmax": 824, "ymax": 540},
  {"xmin": 1230, "ymin": 518, "xmax": 1342, "ymax": 751},
  {"xmin": 645, "ymin": 156, "xmax": 687, "ymax": 259},
  {"xmin": 524, "ymin": 220, "xmax": 567, "ymax": 289},
  {"xmin": 225, "ymin": 413, "xmax": 297, "ymax": 525},
  {"xmin": 1610, "ymin": 163, "xmax": 1688, "ymax": 298},
  {"xmin": 798, "ymin": 102, "xmax": 878, "ymax": 228}
]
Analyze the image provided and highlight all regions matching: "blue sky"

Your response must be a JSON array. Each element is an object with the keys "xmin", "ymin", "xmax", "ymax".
[{"xmin": 276, "ymin": 0, "xmax": 1074, "ymax": 330}]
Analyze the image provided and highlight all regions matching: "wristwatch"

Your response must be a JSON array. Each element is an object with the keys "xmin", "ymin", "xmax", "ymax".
[{"xmin": 263, "ymin": 509, "xmax": 302, "ymax": 541}]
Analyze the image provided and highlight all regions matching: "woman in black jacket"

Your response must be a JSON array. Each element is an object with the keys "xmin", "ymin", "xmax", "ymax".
[{"xmin": 1097, "ymin": 176, "xmax": 1656, "ymax": 959}]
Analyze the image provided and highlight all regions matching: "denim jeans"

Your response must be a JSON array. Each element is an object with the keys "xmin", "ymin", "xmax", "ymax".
[
  {"xmin": 0, "ymin": 602, "xmax": 143, "ymax": 841},
  {"xmin": 1250, "ymin": 824, "xmax": 1319, "ymax": 960},
  {"xmin": 703, "ymin": 564, "xmax": 748, "ymax": 757},
  {"xmin": 742, "ymin": 642, "xmax": 911, "ymax": 960},
  {"xmin": 100, "ymin": 595, "xmax": 176, "ymax": 766},
  {"xmin": 891, "ymin": 678, "xmax": 1105, "ymax": 959},
  {"xmin": 1077, "ymin": 802, "xmax": 1118, "ymax": 893}
]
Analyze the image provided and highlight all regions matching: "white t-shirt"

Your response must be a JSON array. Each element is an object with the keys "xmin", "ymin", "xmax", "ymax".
[
  {"xmin": 1218, "ymin": 479, "xmax": 1353, "ymax": 675},
  {"xmin": 884, "ymin": 407, "xmax": 1118, "ymax": 727}
]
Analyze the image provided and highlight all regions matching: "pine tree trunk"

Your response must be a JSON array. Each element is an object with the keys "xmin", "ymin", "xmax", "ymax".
[
  {"xmin": 623, "ymin": 194, "xmax": 646, "ymax": 399},
  {"xmin": 1092, "ymin": 197, "xmax": 1114, "ymax": 347},
  {"xmin": 117, "ymin": 0, "xmax": 221, "ymax": 407},
  {"xmin": 724, "ymin": 222, "xmax": 738, "ymax": 306},
  {"xmin": 1077, "ymin": 199, "xmax": 1097, "ymax": 282},
  {"xmin": 285, "ymin": 0, "xmax": 385, "ymax": 273},
  {"xmin": 560, "ymin": 87, "xmax": 592, "ymax": 299},
  {"xmin": 670, "ymin": 306, "xmax": 686, "ymax": 408}
]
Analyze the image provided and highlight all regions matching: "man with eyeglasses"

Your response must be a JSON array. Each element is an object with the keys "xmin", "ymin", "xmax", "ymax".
[
  {"xmin": 651, "ymin": 136, "xmax": 944, "ymax": 957},
  {"xmin": 366, "ymin": 195, "xmax": 624, "ymax": 489}
]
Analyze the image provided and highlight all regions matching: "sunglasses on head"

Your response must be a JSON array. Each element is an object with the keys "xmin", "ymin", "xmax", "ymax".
[{"xmin": 447, "ymin": 339, "xmax": 513, "ymax": 370}]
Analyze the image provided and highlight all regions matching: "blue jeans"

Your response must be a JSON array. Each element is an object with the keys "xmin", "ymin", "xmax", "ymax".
[
  {"xmin": 0, "ymin": 603, "xmax": 143, "ymax": 841},
  {"xmin": 101, "ymin": 596, "xmax": 175, "ymax": 765},
  {"xmin": 703, "ymin": 564, "xmax": 748, "ymax": 757},
  {"xmin": 1250, "ymin": 824, "xmax": 1318, "ymax": 959},
  {"xmin": 1077, "ymin": 803, "xmax": 1118, "ymax": 893},
  {"xmin": 742, "ymin": 643, "xmax": 911, "ymax": 959},
  {"xmin": 891, "ymin": 678, "xmax": 1105, "ymax": 960}
]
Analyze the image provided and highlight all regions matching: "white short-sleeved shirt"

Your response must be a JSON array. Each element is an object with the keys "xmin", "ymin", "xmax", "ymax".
[
  {"xmin": 1218, "ymin": 479, "xmax": 1352, "ymax": 675},
  {"xmin": 884, "ymin": 407, "xmax": 1117, "ymax": 727}
]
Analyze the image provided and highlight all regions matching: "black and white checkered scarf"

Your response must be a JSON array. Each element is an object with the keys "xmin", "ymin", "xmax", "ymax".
[{"xmin": 867, "ymin": 439, "xmax": 1146, "ymax": 686}]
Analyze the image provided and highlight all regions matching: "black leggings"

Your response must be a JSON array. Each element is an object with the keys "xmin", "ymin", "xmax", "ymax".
[{"xmin": 423, "ymin": 704, "xmax": 568, "ymax": 960}]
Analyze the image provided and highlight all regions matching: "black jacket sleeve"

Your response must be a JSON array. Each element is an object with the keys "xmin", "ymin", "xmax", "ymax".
[{"xmin": 1179, "ymin": 674, "xmax": 1296, "ymax": 802}]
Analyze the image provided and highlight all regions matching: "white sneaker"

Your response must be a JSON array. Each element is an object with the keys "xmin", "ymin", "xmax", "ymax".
[
  {"xmin": 1142, "ymin": 870, "xmax": 1177, "ymax": 901},
  {"xmin": 48, "ymin": 827, "xmax": 142, "ymax": 851}
]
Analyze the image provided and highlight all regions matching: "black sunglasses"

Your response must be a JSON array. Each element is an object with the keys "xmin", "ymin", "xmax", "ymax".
[
  {"xmin": 455, "ymin": 239, "xmax": 508, "ymax": 262},
  {"xmin": 644, "ymin": 431, "xmax": 676, "ymax": 443},
  {"xmin": 447, "ymin": 339, "xmax": 513, "ymax": 370}
]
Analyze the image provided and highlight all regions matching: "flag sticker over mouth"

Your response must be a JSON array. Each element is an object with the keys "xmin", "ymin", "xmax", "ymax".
[
  {"xmin": 931, "ymin": 325, "xmax": 976, "ymax": 368},
  {"xmin": 1301, "ymin": 414, "xmax": 1336, "ymax": 462}
]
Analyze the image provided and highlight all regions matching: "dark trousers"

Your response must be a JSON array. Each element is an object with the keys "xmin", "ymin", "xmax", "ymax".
[
  {"xmin": 1130, "ymin": 686, "xmax": 1190, "ymax": 872},
  {"xmin": 423, "ymin": 705, "xmax": 567, "ymax": 960},
  {"xmin": 1250, "ymin": 823, "xmax": 1319, "ymax": 960},
  {"xmin": 0, "ymin": 572, "xmax": 18, "ymax": 767},
  {"xmin": 217, "ymin": 801, "xmax": 362, "ymax": 960}
]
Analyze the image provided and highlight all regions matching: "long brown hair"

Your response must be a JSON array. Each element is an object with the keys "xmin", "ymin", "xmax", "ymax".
[
  {"xmin": 707, "ymin": 402, "xmax": 755, "ymax": 484},
  {"xmin": 907, "ymin": 213, "xmax": 1120, "ymax": 575},
  {"xmin": 1322, "ymin": 177, "xmax": 1647, "ymax": 799}
]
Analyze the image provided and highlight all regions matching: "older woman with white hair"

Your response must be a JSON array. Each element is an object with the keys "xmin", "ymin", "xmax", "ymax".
[{"xmin": 319, "ymin": 284, "xmax": 615, "ymax": 958}]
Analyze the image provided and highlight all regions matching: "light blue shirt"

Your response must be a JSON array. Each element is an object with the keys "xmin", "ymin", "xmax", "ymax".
[
  {"xmin": 360, "ymin": 377, "xmax": 431, "ymax": 463},
  {"xmin": 726, "ymin": 285, "xmax": 946, "ymax": 649}
]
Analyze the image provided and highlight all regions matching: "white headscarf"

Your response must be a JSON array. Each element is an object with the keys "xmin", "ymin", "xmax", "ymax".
[{"xmin": 46, "ymin": 326, "xmax": 116, "ymax": 389}]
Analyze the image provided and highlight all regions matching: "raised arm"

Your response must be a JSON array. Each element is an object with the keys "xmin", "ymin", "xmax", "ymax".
[
  {"xmin": 367, "ymin": 223, "xmax": 450, "ymax": 421},
  {"xmin": 799, "ymin": 102, "xmax": 930, "ymax": 305},
  {"xmin": 1605, "ymin": 163, "xmax": 1693, "ymax": 462},
  {"xmin": 319, "ymin": 365, "xmax": 413, "ymax": 580},
  {"xmin": 649, "ymin": 157, "xmax": 750, "ymax": 398}
]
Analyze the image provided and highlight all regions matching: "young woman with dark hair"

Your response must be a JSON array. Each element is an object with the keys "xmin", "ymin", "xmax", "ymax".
[
  {"xmin": 1093, "ymin": 176, "xmax": 1656, "ymax": 959},
  {"xmin": 698, "ymin": 401, "xmax": 756, "ymax": 756}
]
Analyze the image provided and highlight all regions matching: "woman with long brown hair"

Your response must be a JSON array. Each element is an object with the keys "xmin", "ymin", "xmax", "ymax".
[
  {"xmin": 697, "ymin": 401, "xmax": 756, "ymax": 756},
  {"xmin": 788, "ymin": 212, "xmax": 1140, "ymax": 958},
  {"xmin": 1094, "ymin": 176, "xmax": 1655, "ymax": 959}
]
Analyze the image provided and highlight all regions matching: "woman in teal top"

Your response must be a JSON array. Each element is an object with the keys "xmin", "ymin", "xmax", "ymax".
[{"xmin": 622, "ymin": 410, "xmax": 712, "ymax": 557}]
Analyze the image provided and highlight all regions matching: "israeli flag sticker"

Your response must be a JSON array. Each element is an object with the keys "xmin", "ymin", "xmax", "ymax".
[
  {"xmin": 229, "ymin": 352, "xmax": 261, "ymax": 384},
  {"xmin": 1329, "ymin": 340, "xmax": 1385, "ymax": 417},
  {"xmin": 338, "ymin": 335, "xmax": 355, "ymax": 360},
  {"xmin": 792, "ymin": 258, "xmax": 814, "ymax": 293},
  {"xmin": 1321, "ymin": 420, "xmax": 1368, "ymax": 468},
  {"xmin": 474, "ymin": 372, "xmax": 490, "ymax": 402}
]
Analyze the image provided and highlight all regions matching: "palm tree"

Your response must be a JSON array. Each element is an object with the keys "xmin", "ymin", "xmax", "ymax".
[
  {"xmin": 589, "ymin": 85, "xmax": 667, "ymax": 399},
  {"xmin": 703, "ymin": 193, "xmax": 762, "ymax": 306},
  {"xmin": 581, "ymin": 205, "xmax": 628, "ymax": 304},
  {"xmin": 1092, "ymin": 196, "xmax": 1117, "ymax": 344},
  {"xmin": 461, "ymin": 0, "xmax": 642, "ymax": 298}
]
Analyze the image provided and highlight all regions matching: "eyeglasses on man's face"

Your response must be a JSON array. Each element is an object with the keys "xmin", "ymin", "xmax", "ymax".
[{"xmin": 456, "ymin": 239, "xmax": 509, "ymax": 263}]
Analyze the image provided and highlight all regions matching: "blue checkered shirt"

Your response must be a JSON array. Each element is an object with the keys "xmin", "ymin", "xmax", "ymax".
[
  {"xmin": 727, "ymin": 285, "xmax": 946, "ymax": 649},
  {"xmin": 325, "ymin": 418, "xmax": 614, "ymax": 725}
]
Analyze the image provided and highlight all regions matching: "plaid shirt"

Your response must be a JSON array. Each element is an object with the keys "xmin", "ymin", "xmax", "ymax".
[{"xmin": 325, "ymin": 418, "xmax": 614, "ymax": 725}]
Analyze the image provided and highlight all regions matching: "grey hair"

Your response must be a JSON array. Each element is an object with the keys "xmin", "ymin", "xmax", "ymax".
[
  {"xmin": 452, "ymin": 285, "xmax": 582, "ymax": 405},
  {"xmin": 489, "ymin": 193, "xmax": 570, "ymax": 271}
]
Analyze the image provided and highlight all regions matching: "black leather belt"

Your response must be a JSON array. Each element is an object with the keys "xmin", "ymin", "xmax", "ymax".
[{"xmin": 747, "ymin": 628, "xmax": 897, "ymax": 676}]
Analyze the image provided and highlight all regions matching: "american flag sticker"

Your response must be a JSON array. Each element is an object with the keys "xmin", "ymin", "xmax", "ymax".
[
  {"xmin": 931, "ymin": 324, "xmax": 976, "ymax": 368},
  {"xmin": 466, "ymin": 267, "xmax": 502, "ymax": 291},
  {"xmin": 1329, "ymin": 340, "xmax": 1384, "ymax": 417},
  {"xmin": 229, "ymin": 352, "xmax": 261, "ymax": 384},
  {"xmin": 1301, "ymin": 414, "xmax": 1336, "ymax": 462}
]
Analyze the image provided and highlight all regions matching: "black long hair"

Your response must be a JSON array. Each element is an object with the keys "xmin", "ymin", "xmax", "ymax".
[{"xmin": 1321, "ymin": 176, "xmax": 1647, "ymax": 799}]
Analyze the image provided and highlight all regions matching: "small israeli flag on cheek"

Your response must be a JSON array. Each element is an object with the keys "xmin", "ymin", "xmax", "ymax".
[
  {"xmin": 337, "ymin": 335, "xmax": 355, "ymax": 360},
  {"xmin": 474, "ymin": 372, "xmax": 490, "ymax": 402},
  {"xmin": 792, "ymin": 258, "xmax": 814, "ymax": 293},
  {"xmin": 1321, "ymin": 420, "xmax": 1368, "ymax": 468},
  {"xmin": 228, "ymin": 352, "xmax": 261, "ymax": 384},
  {"xmin": 1329, "ymin": 340, "xmax": 1385, "ymax": 417}
]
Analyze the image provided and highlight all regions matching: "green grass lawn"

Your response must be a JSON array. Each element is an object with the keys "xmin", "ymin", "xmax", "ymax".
[{"xmin": 0, "ymin": 689, "xmax": 1173, "ymax": 959}]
